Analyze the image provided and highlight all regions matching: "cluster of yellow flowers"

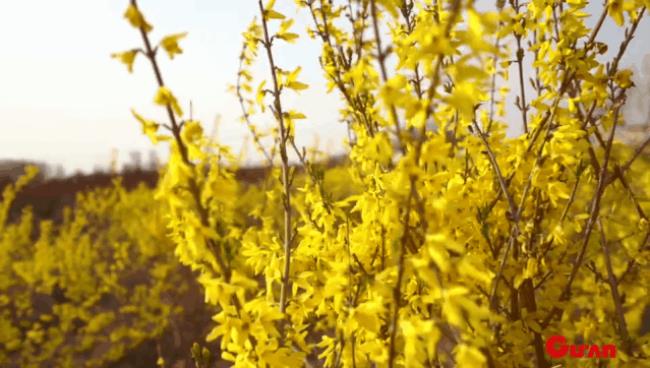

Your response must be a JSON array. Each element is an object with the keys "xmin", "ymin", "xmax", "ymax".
[
  {"xmin": 109, "ymin": 0, "xmax": 648, "ymax": 367},
  {"xmin": 0, "ymin": 171, "xmax": 188, "ymax": 367}
]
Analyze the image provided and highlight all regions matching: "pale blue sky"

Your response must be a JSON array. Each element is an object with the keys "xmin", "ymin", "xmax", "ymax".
[
  {"xmin": 0, "ymin": 0, "xmax": 342, "ymax": 173},
  {"xmin": 0, "ymin": 1, "xmax": 647, "ymax": 174}
]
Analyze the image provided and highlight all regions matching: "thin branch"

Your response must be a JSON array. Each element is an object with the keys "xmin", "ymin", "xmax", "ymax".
[
  {"xmin": 542, "ymin": 104, "xmax": 621, "ymax": 329},
  {"xmin": 387, "ymin": 1, "xmax": 462, "ymax": 366},
  {"xmin": 369, "ymin": 0, "xmax": 405, "ymax": 151},
  {"xmin": 258, "ymin": 0, "xmax": 293, "ymax": 319},
  {"xmin": 598, "ymin": 220, "xmax": 632, "ymax": 354},
  {"xmin": 613, "ymin": 134, "xmax": 650, "ymax": 179},
  {"xmin": 130, "ymin": 0, "xmax": 230, "ymax": 279},
  {"xmin": 236, "ymin": 43, "xmax": 274, "ymax": 166}
]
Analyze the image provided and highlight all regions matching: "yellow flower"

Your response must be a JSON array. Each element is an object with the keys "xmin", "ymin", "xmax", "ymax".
[
  {"xmin": 264, "ymin": 9, "xmax": 285, "ymax": 20},
  {"xmin": 256, "ymin": 80, "xmax": 267, "ymax": 112},
  {"xmin": 455, "ymin": 344, "xmax": 486, "ymax": 367},
  {"xmin": 277, "ymin": 19, "xmax": 299, "ymax": 43},
  {"xmin": 131, "ymin": 109, "xmax": 168, "ymax": 144},
  {"xmin": 124, "ymin": 4, "xmax": 153, "ymax": 32},
  {"xmin": 283, "ymin": 110, "xmax": 306, "ymax": 120},
  {"xmin": 112, "ymin": 2, "xmax": 650, "ymax": 367},
  {"xmin": 154, "ymin": 86, "xmax": 183, "ymax": 117},
  {"xmin": 160, "ymin": 32, "xmax": 188, "ymax": 59},
  {"xmin": 614, "ymin": 69, "xmax": 634, "ymax": 88},
  {"xmin": 607, "ymin": 0, "xmax": 625, "ymax": 26},
  {"xmin": 284, "ymin": 67, "xmax": 309, "ymax": 91},
  {"xmin": 111, "ymin": 49, "xmax": 139, "ymax": 73},
  {"xmin": 181, "ymin": 120, "xmax": 203, "ymax": 144}
]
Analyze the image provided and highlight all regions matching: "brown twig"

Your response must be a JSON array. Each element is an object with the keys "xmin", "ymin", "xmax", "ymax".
[
  {"xmin": 236, "ymin": 42, "xmax": 274, "ymax": 166},
  {"xmin": 386, "ymin": 2, "xmax": 462, "ymax": 366},
  {"xmin": 130, "ymin": 0, "xmax": 230, "ymax": 279},
  {"xmin": 370, "ymin": 0, "xmax": 405, "ymax": 151},
  {"xmin": 257, "ymin": 0, "xmax": 294, "ymax": 319},
  {"xmin": 598, "ymin": 219, "xmax": 632, "ymax": 354},
  {"xmin": 542, "ymin": 104, "xmax": 621, "ymax": 329}
]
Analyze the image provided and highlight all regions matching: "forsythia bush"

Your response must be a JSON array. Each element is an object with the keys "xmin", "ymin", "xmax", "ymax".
[
  {"xmin": 112, "ymin": 0, "xmax": 650, "ymax": 367},
  {"xmin": 0, "ymin": 170, "xmax": 188, "ymax": 367}
]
